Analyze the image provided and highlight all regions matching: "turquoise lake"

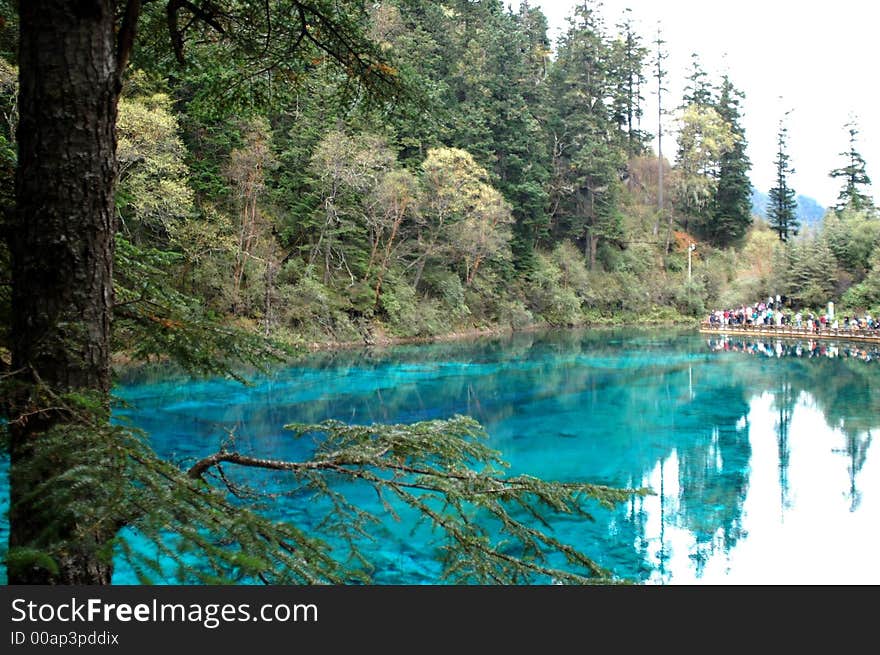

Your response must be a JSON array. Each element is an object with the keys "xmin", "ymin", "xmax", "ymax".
[{"xmin": 2, "ymin": 327, "xmax": 879, "ymax": 584}]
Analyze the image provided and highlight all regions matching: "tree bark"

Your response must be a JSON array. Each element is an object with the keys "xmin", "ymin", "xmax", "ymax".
[
  {"xmin": 9, "ymin": 0, "xmax": 120, "ymax": 584},
  {"xmin": 589, "ymin": 234, "xmax": 598, "ymax": 271}
]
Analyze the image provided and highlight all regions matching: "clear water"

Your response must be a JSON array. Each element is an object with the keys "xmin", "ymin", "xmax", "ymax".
[{"xmin": 3, "ymin": 327, "xmax": 879, "ymax": 584}]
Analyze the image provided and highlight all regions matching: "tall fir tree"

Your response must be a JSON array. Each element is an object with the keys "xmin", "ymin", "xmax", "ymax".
[
  {"xmin": 767, "ymin": 115, "xmax": 799, "ymax": 242},
  {"xmin": 4, "ymin": 0, "xmax": 402, "ymax": 586},
  {"xmin": 2, "ymin": 0, "xmax": 645, "ymax": 588},
  {"xmin": 490, "ymin": 2, "xmax": 552, "ymax": 271},
  {"xmin": 609, "ymin": 8, "xmax": 649, "ymax": 157},
  {"xmin": 709, "ymin": 75, "xmax": 752, "ymax": 247},
  {"xmin": 546, "ymin": 0, "xmax": 624, "ymax": 269},
  {"xmin": 830, "ymin": 119, "xmax": 874, "ymax": 213},
  {"xmin": 679, "ymin": 52, "xmax": 713, "ymax": 109},
  {"xmin": 652, "ymin": 24, "xmax": 669, "ymax": 240},
  {"xmin": 389, "ymin": 0, "xmax": 551, "ymax": 273}
]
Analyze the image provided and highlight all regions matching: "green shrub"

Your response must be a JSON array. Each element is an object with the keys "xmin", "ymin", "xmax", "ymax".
[
  {"xmin": 499, "ymin": 299, "xmax": 534, "ymax": 330},
  {"xmin": 549, "ymin": 241, "xmax": 591, "ymax": 293},
  {"xmin": 524, "ymin": 252, "xmax": 584, "ymax": 326},
  {"xmin": 379, "ymin": 280, "xmax": 446, "ymax": 337},
  {"xmin": 422, "ymin": 269, "xmax": 471, "ymax": 323},
  {"xmin": 279, "ymin": 276, "xmax": 360, "ymax": 342},
  {"xmin": 673, "ymin": 279, "xmax": 707, "ymax": 317}
]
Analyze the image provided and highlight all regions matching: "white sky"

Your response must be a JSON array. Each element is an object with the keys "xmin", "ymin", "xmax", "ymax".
[{"xmin": 510, "ymin": 0, "xmax": 880, "ymax": 208}]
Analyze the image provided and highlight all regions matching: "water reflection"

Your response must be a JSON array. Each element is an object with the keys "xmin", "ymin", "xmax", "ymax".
[
  {"xmin": 645, "ymin": 392, "xmax": 878, "ymax": 584},
  {"xmin": 706, "ymin": 334, "xmax": 880, "ymax": 362},
  {"xmin": 634, "ymin": 335, "xmax": 879, "ymax": 583}
]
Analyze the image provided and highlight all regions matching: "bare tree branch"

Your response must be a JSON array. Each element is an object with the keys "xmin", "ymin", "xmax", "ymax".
[
  {"xmin": 166, "ymin": 0, "xmax": 227, "ymax": 64},
  {"xmin": 116, "ymin": 0, "xmax": 143, "ymax": 79}
]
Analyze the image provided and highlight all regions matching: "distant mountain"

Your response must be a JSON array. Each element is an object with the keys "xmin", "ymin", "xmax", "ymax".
[
  {"xmin": 795, "ymin": 194, "xmax": 826, "ymax": 227},
  {"xmin": 750, "ymin": 187, "xmax": 827, "ymax": 229}
]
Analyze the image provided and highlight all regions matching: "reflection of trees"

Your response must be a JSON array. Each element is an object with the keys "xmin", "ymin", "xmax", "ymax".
[
  {"xmin": 704, "ymin": 337, "xmax": 880, "ymax": 511},
  {"xmin": 842, "ymin": 431, "xmax": 872, "ymax": 511},
  {"xmin": 769, "ymin": 357, "xmax": 877, "ymax": 509},
  {"xmin": 674, "ymin": 400, "xmax": 751, "ymax": 576},
  {"xmin": 117, "ymin": 327, "xmax": 758, "ymax": 580},
  {"xmin": 806, "ymin": 360, "xmax": 877, "ymax": 511},
  {"xmin": 519, "ymin": 329, "xmax": 758, "ymax": 578},
  {"xmin": 772, "ymin": 375, "xmax": 796, "ymax": 510}
]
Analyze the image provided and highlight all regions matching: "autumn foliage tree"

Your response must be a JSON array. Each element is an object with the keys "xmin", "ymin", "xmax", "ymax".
[
  {"xmin": 416, "ymin": 147, "xmax": 513, "ymax": 289},
  {"xmin": 225, "ymin": 117, "xmax": 277, "ymax": 316}
]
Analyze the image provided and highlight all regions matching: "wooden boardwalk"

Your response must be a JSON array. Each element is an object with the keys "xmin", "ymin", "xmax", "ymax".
[{"xmin": 699, "ymin": 322, "xmax": 880, "ymax": 345}]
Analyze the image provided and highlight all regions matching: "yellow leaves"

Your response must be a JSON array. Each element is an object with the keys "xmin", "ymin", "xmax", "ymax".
[
  {"xmin": 370, "ymin": 62, "xmax": 398, "ymax": 77},
  {"xmin": 117, "ymin": 94, "xmax": 182, "ymax": 162},
  {"xmin": 147, "ymin": 315, "xmax": 183, "ymax": 330},
  {"xmin": 422, "ymin": 147, "xmax": 486, "ymax": 189},
  {"xmin": 674, "ymin": 103, "xmax": 738, "ymax": 212},
  {"xmin": 420, "ymin": 147, "xmax": 513, "ymax": 279},
  {"xmin": 226, "ymin": 116, "xmax": 276, "ymax": 196},
  {"xmin": 311, "ymin": 130, "xmax": 395, "ymax": 192},
  {"xmin": 116, "ymin": 84, "xmax": 195, "ymax": 238},
  {"xmin": 372, "ymin": 168, "xmax": 420, "ymax": 226},
  {"xmin": 677, "ymin": 104, "xmax": 737, "ymax": 167},
  {"xmin": 421, "ymin": 148, "xmax": 511, "ymax": 223},
  {"xmin": 0, "ymin": 56, "xmax": 17, "ymax": 87}
]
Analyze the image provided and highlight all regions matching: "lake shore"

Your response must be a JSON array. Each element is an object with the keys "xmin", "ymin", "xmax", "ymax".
[
  {"xmin": 296, "ymin": 313, "xmax": 701, "ymax": 353},
  {"xmin": 109, "ymin": 313, "xmax": 700, "ymax": 376}
]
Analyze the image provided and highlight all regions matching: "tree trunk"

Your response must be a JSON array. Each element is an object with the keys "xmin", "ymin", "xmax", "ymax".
[
  {"xmin": 589, "ymin": 234, "xmax": 598, "ymax": 271},
  {"xmin": 374, "ymin": 216, "xmax": 402, "ymax": 306},
  {"xmin": 8, "ymin": 0, "xmax": 120, "ymax": 584},
  {"xmin": 412, "ymin": 232, "xmax": 438, "ymax": 293}
]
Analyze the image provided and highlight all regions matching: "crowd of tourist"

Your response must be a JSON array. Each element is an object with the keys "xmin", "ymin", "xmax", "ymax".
[{"xmin": 705, "ymin": 295, "xmax": 878, "ymax": 333}]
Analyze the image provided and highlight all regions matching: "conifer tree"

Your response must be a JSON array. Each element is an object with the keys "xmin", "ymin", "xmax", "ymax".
[
  {"xmin": 546, "ymin": 1, "xmax": 624, "ymax": 269},
  {"xmin": 680, "ymin": 53, "xmax": 713, "ymax": 109},
  {"xmin": 610, "ymin": 9, "xmax": 649, "ymax": 157},
  {"xmin": 652, "ymin": 24, "xmax": 669, "ymax": 240},
  {"xmin": 673, "ymin": 53, "xmax": 725, "ymax": 234},
  {"xmin": 489, "ymin": 2, "xmax": 552, "ymax": 271},
  {"xmin": 389, "ymin": 1, "xmax": 551, "ymax": 272},
  {"xmin": 4, "ymin": 0, "xmax": 399, "ymax": 586},
  {"xmin": 3, "ymin": 0, "xmax": 639, "ymax": 587},
  {"xmin": 830, "ymin": 119, "xmax": 874, "ymax": 213},
  {"xmin": 709, "ymin": 75, "xmax": 752, "ymax": 247},
  {"xmin": 673, "ymin": 103, "xmax": 735, "ymax": 235},
  {"xmin": 767, "ymin": 114, "xmax": 799, "ymax": 242}
]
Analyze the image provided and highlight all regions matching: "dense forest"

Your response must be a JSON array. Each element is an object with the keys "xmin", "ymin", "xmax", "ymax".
[
  {"xmin": 0, "ymin": 0, "xmax": 877, "ymax": 585},
  {"xmin": 1, "ymin": 1, "xmax": 877, "ymax": 356}
]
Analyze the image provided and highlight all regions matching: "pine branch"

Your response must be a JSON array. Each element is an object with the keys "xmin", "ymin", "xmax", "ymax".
[
  {"xmin": 185, "ymin": 416, "xmax": 648, "ymax": 584},
  {"xmin": 4, "ymin": 370, "xmax": 646, "ymax": 584}
]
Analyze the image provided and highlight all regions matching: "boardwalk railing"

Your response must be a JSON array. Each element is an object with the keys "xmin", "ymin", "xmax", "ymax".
[{"xmin": 699, "ymin": 322, "xmax": 880, "ymax": 344}]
